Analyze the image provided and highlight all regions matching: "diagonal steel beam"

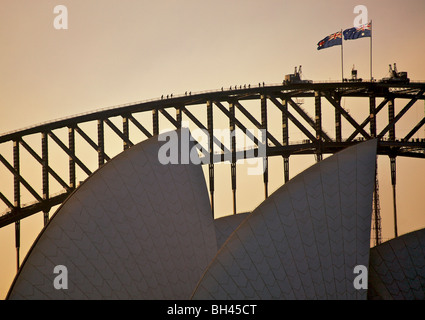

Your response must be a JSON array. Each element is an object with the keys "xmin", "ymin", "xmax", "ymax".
[
  {"xmin": 180, "ymin": 106, "xmax": 207, "ymax": 131},
  {"xmin": 0, "ymin": 154, "xmax": 43, "ymax": 203},
  {"xmin": 268, "ymin": 95, "xmax": 317, "ymax": 142},
  {"xmin": 285, "ymin": 97, "xmax": 332, "ymax": 142},
  {"xmin": 19, "ymin": 139, "xmax": 70, "ymax": 191},
  {"xmin": 404, "ymin": 117, "xmax": 425, "ymax": 141},
  {"xmin": 159, "ymin": 108, "xmax": 209, "ymax": 157},
  {"xmin": 104, "ymin": 118, "xmax": 134, "ymax": 147},
  {"xmin": 158, "ymin": 108, "xmax": 208, "ymax": 156},
  {"xmin": 127, "ymin": 114, "xmax": 152, "ymax": 138},
  {"xmin": 0, "ymin": 191, "xmax": 14, "ymax": 209},
  {"xmin": 347, "ymin": 98, "xmax": 389, "ymax": 142},
  {"xmin": 48, "ymin": 131, "xmax": 92, "ymax": 177},
  {"xmin": 181, "ymin": 106, "xmax": 231, "ymax": 155},
  {"xmin": 323, "ymin": 92, "xmax": 371, "ymax": 139},
  {"xmin": 378, "ymin": 90, "xmax": 425, "ymax": 139},
  {"xmin": 233, "ymin": 101, "xmax": 282, "ymax": 147},
  {"xmin": 74, "ymin": 125, "xmax": 111, "ymax": 161},
  {"xmin": 159, "ymin": 108, "xmax": 179, "ymax": 128},
  {"xmin": 214, "ymin": 101, "xmax": 260, "ymax": 147}
]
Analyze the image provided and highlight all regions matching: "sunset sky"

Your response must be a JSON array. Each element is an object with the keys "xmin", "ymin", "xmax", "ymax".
[{"xmin": 1, "ymin": 0, "xmax": 425, "ymax": 298}]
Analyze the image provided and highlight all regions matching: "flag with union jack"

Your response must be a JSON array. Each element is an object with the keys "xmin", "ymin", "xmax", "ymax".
[
  {"xmin": 317, "ymin": 31, "xmax": 342, "ymax": 50},
  {"xmin": 343, "ymin": 21, "xmax": 372, "ymax": 40}
]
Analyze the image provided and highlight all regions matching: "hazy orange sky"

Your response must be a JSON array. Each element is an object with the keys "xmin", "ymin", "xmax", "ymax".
[{"xmin": 1, "ymin": 0, "xmax": 425, "ymax": 299}]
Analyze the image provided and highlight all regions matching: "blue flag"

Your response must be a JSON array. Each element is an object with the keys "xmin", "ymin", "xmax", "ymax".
[
  {"xmin": 317, "ymin": 31, "xmax": 342, "ymax": 50},
  {"xmin": 343, "ymin": 22, "xmax": 372, "ymax": 40}
]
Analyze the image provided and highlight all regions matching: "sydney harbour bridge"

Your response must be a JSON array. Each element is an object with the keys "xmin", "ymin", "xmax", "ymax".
[{"xmin": 1, "ymin": 79, "xmax": 424, "ymax": 271}]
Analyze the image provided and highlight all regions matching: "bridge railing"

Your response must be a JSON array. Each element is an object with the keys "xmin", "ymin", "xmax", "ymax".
[{"xmin": 2, "ymin": 80, "xmax": 425, "ymax": 139}]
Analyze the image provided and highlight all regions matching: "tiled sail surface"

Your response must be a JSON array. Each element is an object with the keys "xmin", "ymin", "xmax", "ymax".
[
  {"xmin": 368, "ymin": 228, "xmax": 425, "ymax": 300},
  {"xmin": 214, "ymin": 213, "xmax": 250, "ymax": 249},
  {"xmin": 8, "ymin": 130, "xmax": 217, "ymax": 299},
  {"xmin": 192, "ymin": 139, "xmax": 377, "ymax": 300}
]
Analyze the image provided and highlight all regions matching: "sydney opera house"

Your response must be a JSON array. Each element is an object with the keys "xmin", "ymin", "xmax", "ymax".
[{"xmin": 6, "ymin": 130, "xmax": 425, "ymax": 299}]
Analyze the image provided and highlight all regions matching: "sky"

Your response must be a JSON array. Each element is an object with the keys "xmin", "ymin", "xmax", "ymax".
[{"xmin": 1, "ymin": 0, "xmax": 425, "ymax": 299}]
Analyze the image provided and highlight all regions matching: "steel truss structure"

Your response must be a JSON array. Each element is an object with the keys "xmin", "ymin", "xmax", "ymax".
[{"xmin": 1, "ymin": 81, "xmax": 425, "ymax": 268}]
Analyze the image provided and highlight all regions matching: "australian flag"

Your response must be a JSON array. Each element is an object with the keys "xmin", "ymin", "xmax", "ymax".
[
  {"xmin": 317, "ymin": 31, "xmax": 342, "ymax": 50},
  {"xmin": 343, "ymin": 22, "xmax": 372, "ymax": 40}
]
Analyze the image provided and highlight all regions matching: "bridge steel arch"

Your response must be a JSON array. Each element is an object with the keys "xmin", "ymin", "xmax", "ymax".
[{"xmin": 1, "ymin": 81, "xmax": 425, "ymax": 269}]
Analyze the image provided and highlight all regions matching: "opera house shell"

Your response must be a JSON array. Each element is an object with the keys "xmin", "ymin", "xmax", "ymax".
[{"xmin": 6, "ymin": 130, "xmax": 425, "ymax": 299}]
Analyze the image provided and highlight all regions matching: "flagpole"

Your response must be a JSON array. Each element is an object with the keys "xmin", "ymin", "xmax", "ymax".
[
  {"xmin": 370, "ymin": 20, "xmax": 373, "ymax": 81},
  {"xmin": 341, "ymin": 29, "xmax": 344, "ymax": 82}
]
